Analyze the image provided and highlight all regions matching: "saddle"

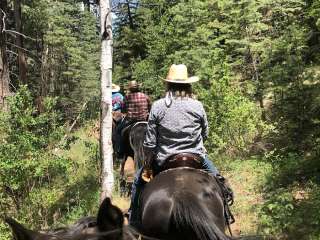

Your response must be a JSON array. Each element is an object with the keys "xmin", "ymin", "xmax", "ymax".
[
  {"xmin": 161, "ymin": 153, "xmax": 203, "ymax": 172},
  {"xmin": 141, "ymin": 153, "xmax": 202, "ymax": 182}
]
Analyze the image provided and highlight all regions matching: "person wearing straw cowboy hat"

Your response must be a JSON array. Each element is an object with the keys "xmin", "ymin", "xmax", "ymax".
[
  {"xmin": 128, "ymin": 64, "xmax": 234, "ymax": 226},
  {"xmin": 112, "ymin": 83, "xmax": 124, "ymax": 112}
]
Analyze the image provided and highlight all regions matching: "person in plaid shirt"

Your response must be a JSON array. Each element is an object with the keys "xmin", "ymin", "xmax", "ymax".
[
  {"xmin": 116, "ymin": 80, "xmax": 151, "ymax": 158},
  {"xmin": 123, "ymin": 81, "xmax": 151, "ymax": 121}
]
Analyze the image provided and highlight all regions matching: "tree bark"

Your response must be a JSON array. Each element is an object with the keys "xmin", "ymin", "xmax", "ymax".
[
  {"xmin": 126, "ymin": 0, "xmax": 134, "ymax": 29},
  {"xmin": 83, "ymin": 0, "xmax": 91, "ymax": 11},
  {"xmin": 0, "ymin": 1, "xmax": 11, "ymax": 109},
  {"xmin": 100, "ymin": 0, "xmax": 114, "ymax": 201},
  {"xmin": 14, "ymin": 0, "xmax": 27, "ymax": 84}
]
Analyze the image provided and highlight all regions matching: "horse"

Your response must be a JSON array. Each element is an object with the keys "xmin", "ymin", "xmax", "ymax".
[
  {"xmin": 5, "ymin": 198, "xmax": 137, "ymax": 240},
  {"xmin": 112, "ymin": 112, "xmax": 135, "ymax": 196},
  {"xmin": 117, "ymin": 120, "xmax": 147, "ymax": 197},
  {"xmin": 132, "ymin": 166, "xmax": 232, "ymax": 240},
  {"xmin": 129, "ymin": 122, "xmax": 148, "ymax": 171}
]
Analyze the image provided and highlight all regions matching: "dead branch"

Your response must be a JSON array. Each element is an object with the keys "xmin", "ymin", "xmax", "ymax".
[{"xmin": 5, "ymin": 29, "xmax": 37, "ymax": 41}]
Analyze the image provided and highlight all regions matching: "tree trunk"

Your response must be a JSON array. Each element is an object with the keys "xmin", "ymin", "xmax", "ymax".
[
  {"xmin": 14, "ymin": 0, "xmax": 27, "ymax": 84},
  {"xmin": 0, "ymin": 0, "xmax": 11, "ymax": 109},
  {"xmin": 126, "ymin": 0, "xmax": 134, "ymax": 29},
  {"xmin": 83, "ymin": 0, "xmax": 91, "ymax": 11},
  {"xmin": 100, "ymin": 0, "xmax": 114, "ymax": 201}
]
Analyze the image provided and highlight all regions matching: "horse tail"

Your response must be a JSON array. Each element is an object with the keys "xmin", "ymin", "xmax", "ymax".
[{"xmin": 171, "ymin": 193, "xmax": 231, "ymax": 240}]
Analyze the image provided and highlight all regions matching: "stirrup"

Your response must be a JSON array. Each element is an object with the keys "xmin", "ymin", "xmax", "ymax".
[{"xmin": 216, "ymin": 174, "xmax": 234, "ymax": 206}]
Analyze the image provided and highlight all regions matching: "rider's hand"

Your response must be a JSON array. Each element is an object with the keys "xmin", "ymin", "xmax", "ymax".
[{"xmin": 142, "ymin": 168, "xmax": 153, "ymax": 182}]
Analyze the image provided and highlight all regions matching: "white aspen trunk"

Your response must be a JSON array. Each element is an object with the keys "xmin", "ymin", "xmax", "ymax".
[
  {"xmin": 0, "ymin": 4, "xmax": 11, "ymax": 110},
  {"xmin": 100, "ymin": 0, "xmax": 114, "ymax": 201}
]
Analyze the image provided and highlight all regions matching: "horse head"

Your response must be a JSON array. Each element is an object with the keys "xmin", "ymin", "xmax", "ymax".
[{"xmin": 5, "ymin": 198, "xmax": 131, "ymax": 240}]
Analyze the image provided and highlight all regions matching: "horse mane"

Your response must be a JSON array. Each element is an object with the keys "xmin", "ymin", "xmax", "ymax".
[
  {"xmin": 171, "ymin": 192, "xmax": 232, "ymax": 240},
  {"xmin": 47, "ymin": 216, "xmax": 97, "ymax": 236}
]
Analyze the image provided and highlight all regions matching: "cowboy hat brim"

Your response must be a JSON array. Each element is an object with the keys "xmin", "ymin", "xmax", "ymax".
[
  {"xmin": 163, "ymin": 76, "xmax": 199, "ymax": 84},
  {"xmin": 125, "ymin": 83, "xmax": 142, "ymax": 89},
  {"xmin": 112, "ymin": 85, "xmax": 121, "ymax": 92}
]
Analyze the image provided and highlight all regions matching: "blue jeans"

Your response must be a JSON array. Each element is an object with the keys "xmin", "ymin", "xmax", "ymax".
[
  {"xmin": 129, "ymin": 167, "xmax": 144, "ymax": 226},
  {"xmin": 128, "ymin": 155, "xmax": 218, "ymax": 225},
  {"xmin": 202, "ymin": 155, "xmax": 219, "ymax": 176}
]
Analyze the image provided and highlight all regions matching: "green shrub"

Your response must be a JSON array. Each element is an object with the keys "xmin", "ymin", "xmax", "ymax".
[
  {"xmin": 0, "ymin": 87, "xmax": 100, "ymax": 239},
  {"xmin": 198, "ymin": 65, "xmax": 270, "ymax": 156}
]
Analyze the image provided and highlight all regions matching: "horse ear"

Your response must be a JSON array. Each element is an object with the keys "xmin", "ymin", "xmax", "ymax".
[
  {"xmin": 96, "ymin": 197, "xmax": 124, "ymax": 231},
  {"xmin": 5, "ymin": 217, "xmax": 41, "ymax": 240}
]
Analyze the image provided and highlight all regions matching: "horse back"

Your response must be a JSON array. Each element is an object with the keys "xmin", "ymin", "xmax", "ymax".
[{"xmin": 140, "ymin": 168, "xmax": 230, "ymax": 240}]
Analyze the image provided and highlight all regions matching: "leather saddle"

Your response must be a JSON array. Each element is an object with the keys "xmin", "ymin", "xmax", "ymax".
[{"xmin": 160, "ymin": 153, "xmax": 203, "ymax": 172}]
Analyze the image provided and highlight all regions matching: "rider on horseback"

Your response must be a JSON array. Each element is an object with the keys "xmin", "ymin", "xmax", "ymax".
[
  {"xmin": 116, "ymin": 80, "xmax": 151, "ymax": 159},
  {"xmin": 129, "ymin": 64, "xmax": 234, "ymax": 228},
  {"xmin": 112, "ymin": 83, "xmax": 124, "ymax": 112}
]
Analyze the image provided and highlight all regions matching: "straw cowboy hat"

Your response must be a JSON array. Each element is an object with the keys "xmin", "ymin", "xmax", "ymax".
[
  {"xmin": 112, "ymin": 83, "xmax": 120, "ymax": 92},
  {"xmin": 126, "ymin": 80, "xmax": 141, "ymax": 89},
  {"xmin": 164, "ymin": 64, "xmax": 199, "ymax": 83}
]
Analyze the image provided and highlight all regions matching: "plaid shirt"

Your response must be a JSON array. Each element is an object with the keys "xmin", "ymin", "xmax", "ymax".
[{"xmin": 124, "ymin": 92, "xmax": 151, "ymax": 121}]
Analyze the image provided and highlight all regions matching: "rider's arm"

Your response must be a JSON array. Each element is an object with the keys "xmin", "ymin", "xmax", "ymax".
[
  {"xmin": 147, "ymin": 95, "xmax": 152, "ymax": 112},
  {"xmin": 200, "ymin": 104, "xmax": 209, "ymax": 142},
  {"xmin": 143, "ymin": 104, "xmax": 158, "ymax": 168}
]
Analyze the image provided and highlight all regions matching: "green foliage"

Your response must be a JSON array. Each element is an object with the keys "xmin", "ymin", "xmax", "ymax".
[
  {"xmin": 11, "ymin": 0, "xmax": 100, "ymax": 121},
  {"xmin": 114, "ymin": 0, "xmax": 269, "ymax": 155},
  {"xmin": 258, "ymin": 151, "xmax": 320, "ymax": 239},
  {"xmin": 199, "ymin": 65, "xmax": 267, "ymax": 154},
  {"xmin": 0, "ymin": 88, "xmax": 100, "ymax": 239},
  {"xmin": 0, "ymin": 86, "xmax": 68, "ymax": 204}
]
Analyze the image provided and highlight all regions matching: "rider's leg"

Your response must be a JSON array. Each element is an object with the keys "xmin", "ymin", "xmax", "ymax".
[
  {"xmin": 202, "ymin": 155, "xmax": 234, "ymax": 205},
  {"xmin": 129, "ymin": 167, "xmax": 145, "ymax": 227},
  {"xmin": 202, "ymin": 155, "xmax": 219, "ymax": 176}
]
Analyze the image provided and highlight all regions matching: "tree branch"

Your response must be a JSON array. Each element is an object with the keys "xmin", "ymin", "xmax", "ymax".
[
  {"xmin": 0, "ymin": 8, "xmax": 6, "ymax": 33},
  {"xmin": 5, "ymin": 29, "xmax": 37, "ymax": 41},
  {"xmin": 6, "ymin": 49, "xmax": 18, "ymax": 56},
  {"xmin": 6, "ymin": 41, "xmax": 29, "ymax": 52}
]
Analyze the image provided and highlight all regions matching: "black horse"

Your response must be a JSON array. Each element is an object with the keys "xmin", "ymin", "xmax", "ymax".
[
  {"xmin": 129, "ymin": 122, "xmax": 148, "ymax": 171},
  {"xmin": 117, "ymin": 121, "xmax": 147, "ymax": 196},
  {"xmin": 134, "ymin": 167, "xmax": 232, "ymax": 240},
  {"xmin": 5, "ymin": 198, "xmax": 137, "ymax": 240}
]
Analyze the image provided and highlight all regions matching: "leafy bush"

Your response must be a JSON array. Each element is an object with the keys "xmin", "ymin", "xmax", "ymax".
[
  {"xmin": 259, "ymin": 152, "xmax": 320, "ymax": 239},
  {"xmin": 0, "ymin": 86, "xmax": 68, "ymax": 211},
  {"xmin": 0, "ymin": 87, "xmax": 100, "ymax": 239},
  {"xmin": 198, "ymin": 65, "xmax": 270, "ymax": 156}
]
